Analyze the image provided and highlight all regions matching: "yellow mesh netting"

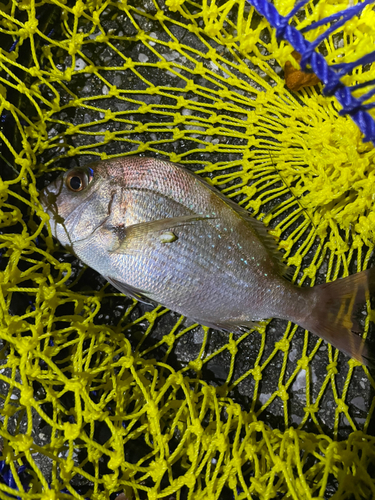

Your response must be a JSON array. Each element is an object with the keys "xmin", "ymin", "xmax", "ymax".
[{"xmin": 1, "ymin": 0, "xmax": 375, "ymax": 498}]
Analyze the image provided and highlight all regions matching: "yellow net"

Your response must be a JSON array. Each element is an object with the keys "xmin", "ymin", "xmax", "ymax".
[{"xmin": 1, "ymin": 0, "xmax": 375, "ymax": 498}]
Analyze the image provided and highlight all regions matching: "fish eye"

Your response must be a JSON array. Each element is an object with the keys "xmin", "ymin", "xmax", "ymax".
[{"xmin": 65, "ymin": 168, "xmax": 94, "ymax": 192}]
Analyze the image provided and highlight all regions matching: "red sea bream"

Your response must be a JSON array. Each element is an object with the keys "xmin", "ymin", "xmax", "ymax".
[{"xmin": 40, "ymin": 156, "xmax": 375, "ymax": 366}]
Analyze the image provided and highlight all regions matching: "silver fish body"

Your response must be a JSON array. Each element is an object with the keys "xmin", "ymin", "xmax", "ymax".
[{"xmin": 40, "ymin": 156, "xmax": 375, "ymax": 366}]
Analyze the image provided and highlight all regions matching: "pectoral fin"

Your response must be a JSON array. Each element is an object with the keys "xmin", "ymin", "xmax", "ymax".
[
  {"xmin": 105, "ymin": 276, "xmax": 152, "ymax": 304},
  {"xmin": 111, "ymin": 214, "xmax": 212, "ymax": 255}
]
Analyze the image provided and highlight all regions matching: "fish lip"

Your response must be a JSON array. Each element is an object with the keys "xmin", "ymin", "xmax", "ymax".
[{"xmin": 39, "ymin": 174, "xmax": 65, "ymax": 212}]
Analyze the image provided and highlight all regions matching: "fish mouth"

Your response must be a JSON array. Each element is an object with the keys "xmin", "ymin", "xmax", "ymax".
[
  {"xmin": 39, "ymin": 178, "xmax": 68, "ymax": 243},
  {"xmin": 39, "ymin": 175, "xmax": 67, "ymax": 218}
]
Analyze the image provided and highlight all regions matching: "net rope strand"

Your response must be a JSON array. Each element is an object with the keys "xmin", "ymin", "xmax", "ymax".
[
  {"xmin": 1, "ymin": 0, "xmax": 375, "ymax": 498},
  {"xmin": 247, "ymin": 0, "xmax": 375, "ymax": 144}
]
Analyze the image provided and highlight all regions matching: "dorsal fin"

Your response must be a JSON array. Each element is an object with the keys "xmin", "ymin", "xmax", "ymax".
[{"xmin": 182, "ymin": 166, "xmax": 292, "ymax": 279}]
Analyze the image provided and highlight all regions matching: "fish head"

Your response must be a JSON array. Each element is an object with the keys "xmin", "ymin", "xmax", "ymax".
[{"xmin": 40, "ymin": 162, "xmax": 114, "ymax": 250}]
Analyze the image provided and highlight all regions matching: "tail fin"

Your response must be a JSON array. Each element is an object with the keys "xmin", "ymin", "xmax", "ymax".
[{"xmin": 301, "ymin": 268, "xmax": 375, "ymax": 368}]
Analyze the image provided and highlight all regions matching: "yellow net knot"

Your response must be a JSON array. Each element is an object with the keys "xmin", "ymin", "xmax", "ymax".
[
  {"xmin": 184, "ymin": 471, "xmax": 196, "ymax": 489},
  {"xmin": 304, "ymin": 404, "xmax": 319, "ymax": 415},
  {"xmin": 188, "ymin": 359, "xmax": 203, "ymax": 372},
  {"xmin": 136, "ymin": 123, "xmax": 148, "ymax": 134},
  {"xmin": 29, "ymin": 67, "xmax": 40, "ymax": 80},
  {"xmin": 275, "ymin": 338, "xmax": 289, "ymax": 353},
  {"xmin": 63, "ymin": 67, "xmax": 73, "ymax": 82},
  {"xmin": 173, "ymin": 129, "xmax": 185, "ymax": 141},
  {"xmin": 68, "ymin": 33, "xmax": 85, "ymax": 55},
  {"xmin": 305, "ymin": 264, "xmax": 317, "ymax": 279},
  {"xmin": 104, "ymin": 130, "xmax": 114, "ymax": 142},
  {"xmin": 154, "ymin": 10, "xmax": 165, "ymax": 21},
  {"xmin": 18, "ymin": 338, "xmax": 37, "ymax": 358},
  {"xmin": 252, "ymin": 366, "xmax": 262, "ymax": 381},
  {"xmin": 228, "ymin": 472, "xmax": 238, "ymax": 489},
  {"xmin": 278, "ymin": 385, "xmax": 289, "ymax": 402},
  {"xmin": 123, "ymin": 58, "xmax": 134, "ymax": 69},
  {"xmin": 287, "ymin": 254, "xmax": 302, "ymax": 267},
  {"xmin": 3, "ymin": 352, "xmax": 18, "ymax": 370},
  {"xmin": 167, "ymin": 372, "xmax": 182, "ymax": 386},
  {"xmin": 122, "ymin": 355, "xmax": 134, "ymax": 368},
  {"xmin": 102, "ymin": 473, "xmax": 118, "ymax": 492},
  {"xmin": 297, "ymin": 356, "xmax": 309, "ymax": 370},
  {"xmin": 326, "ymin": 362, "xmax": 338, "ymax": 375},
  {"xmin": 190, "ymin": 418, "xmax": 203, "ymax": 436},
  {"xmin": 10, "ymin": 233, "xmax": 29, "ymax": 251},
  {"xmin": 60, "ymin": 460, "xmax": 74, "ymax": 481},
  {"xmin": 149, "ymin": 459, "xmax": 168, "ymax": 481},
  {"xmin": 247, "ymin": 198, "xmax": 261, "ymax": 213},
  {"xmin": 40, "ymin": 284, "xmax": 56, "ymax": 302},
  {"xmin": 336, "ymin": 399, "xmax": 349, "ymax": 414},
  {"xmin": 137, "ymin": 137, "xmax": 152, "ymax": 150},
  {"xmin": 355, "ymin": 213, "xmax": 375, "ymax": 240},
  {"xmin": 169, "ymin": 153, "xmax": 181, "ymax": 163},
  {"xmin": 227, "ymin": 338, "xmax": 237, "ymax": 355},
  {"xmin": 276, "ymin": 239, "xmax": 291, "ymax": 252},
  {"xmin": 108, "ymin": 449, "xmax": 124, "ymax": 470},
  {"xmin": 245, "ymin": 443, "xmax": 256, "ymax": 461},
  {"xmin": 21, "ymin": 18, "xmax": 38, "ymax": 36},
  {"xmin": 64, "ymin": 422, "xmax": 81, "ymax": 441},
  {"xmin": 165, "ymin": 0, "xmax": 185, "ymax": 13},
  {"xmin": 146, "ymin": 400, "xmax": 159, "ymax": 419},
  {"xmin": 108, "ymin": 87, "xmax": 119, "ymax": 98},
  {"xmin": 201, "ymin": 384, "xmax": 213, "ymax": 402},
  {"xmin": 14, "ymin": 156, "xmax": 30, "ymax": 168},
  {"xmin": 214, "ymin": 433, "xmax": 228, "ymax": 451},
  {"xmin": 0, "ymin": 90, "xmax": 10, "ymax": 109},
  {"xmin": 96, "ymin": 33, "xmax": 109, "ymax": 43},
  {"xmin": 87, "ymin": 444, "xmax": 102, "ymax": 462},
  {"xmin": 144, "ymin": 85, "xmax": 156, "ymax": 95},
  {"xmin": 25, "ymin": 361, "xmax": 41, "ymax": 379},
  {"xmin": 334, "ymin": 240, "xmax": 350, "ymax": 255},
  {"xmin": 206, "ymin": 2, "xmax": 219, "ymax": 19},
  {"xmin": 65, "ymin": 378, "xmax": 86, "ymax": 393},
  {"xmin": 40, "ymin": 490, "xmax": 57, "ymax": 500},
  {"xmin": 273, "ymin": 456, "xmax": 286, "ymax": 473},
  {"xmin": 195, "ymin": 62, "xmax": 204, "ymax": 74},
  {"xmin": 144, "ymin": 310, "xmax": 158, "ymax": 324},
  {"xmin": 11, "ymin": 433, "xmax": 33, "ymax": 454},
  {"xmin": 72, "ymin": 0, "xmax": 85, "ymax": 17},
  {"xmin": 185, "ymin": 80, "xmax": 196, "ymax": 92},
  {"xmin": 156, "ymin": 60, "xmax": 170, "ymax": 71},
  {"xmin": 186, "ymin": 441, "xmax": 196, "ymax": 463},
  {"xmin": 66, "ymin": 125, "xmax": 80, "ymax": 135},
  {"xmin": 347, "ymin": 358, "xmax": 362, "ymax": 369},
  {"xmin": 92, "ymin": 10, "xmax": 100, "ymax": 25}
]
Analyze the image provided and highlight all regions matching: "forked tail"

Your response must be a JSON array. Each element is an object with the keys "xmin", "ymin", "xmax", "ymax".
[{"xmin": 300, "ymin": 268, "xmax": 375, "ymax": 368}]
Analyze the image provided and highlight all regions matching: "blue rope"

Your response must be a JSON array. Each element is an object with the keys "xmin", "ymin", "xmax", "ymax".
[{"xmin": 246, "ymin": 0, "xmax": 375, "ymax": 145}]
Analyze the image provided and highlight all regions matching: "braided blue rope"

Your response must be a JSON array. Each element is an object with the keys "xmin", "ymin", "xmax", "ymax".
[{"xmin": 246, "ymin": 0, "xmax": 375, "ymax": 144}]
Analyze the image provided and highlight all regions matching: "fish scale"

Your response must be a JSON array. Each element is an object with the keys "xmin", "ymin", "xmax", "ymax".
[{"xmin": 40, "ymin": 156, "xmax": 375, "ymax": 366}]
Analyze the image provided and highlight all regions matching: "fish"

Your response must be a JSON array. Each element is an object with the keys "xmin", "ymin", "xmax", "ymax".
[{"xmin": 40, "ymin": 156, "xmax": 375, "ymax": 367}]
